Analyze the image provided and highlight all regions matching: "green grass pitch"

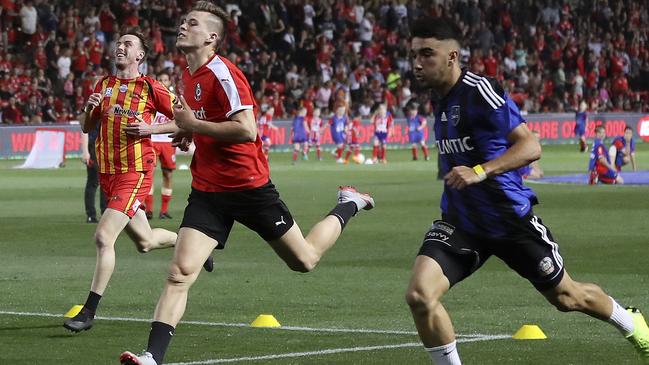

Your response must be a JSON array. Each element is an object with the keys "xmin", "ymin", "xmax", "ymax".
[{"xmin": 0, "ymin": 144, "xmax": 647, "ymax": 364}]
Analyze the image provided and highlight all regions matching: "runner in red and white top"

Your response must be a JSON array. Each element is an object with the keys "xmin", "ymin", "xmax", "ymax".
[
  {"xmin": 144, "ymin": 72, "xmax": 177, "ymax": 219},
  {"xmin": 119, "ymin": 4, "xmax": 375, "ymax": 365},
  {"xmin": 306, "ymin": 107, "xmax": 324, "ymax": 161},
  {"xmin": 257, "ymin": 106, "xmax": 276, "ymax": 159}
]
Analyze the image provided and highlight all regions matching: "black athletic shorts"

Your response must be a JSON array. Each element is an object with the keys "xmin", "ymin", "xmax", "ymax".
[
  {"xmin": 417, "ymin": 213, "xmax": 565, "ymax": 291},
  {"xmin": 180, "ymin": 181, "xmax": 294, "ymax": 248}
]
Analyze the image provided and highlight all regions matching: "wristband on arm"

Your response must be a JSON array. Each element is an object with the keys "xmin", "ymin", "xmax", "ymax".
[{"xmin": 472, "ymin": 164, "xmax": 487, "ymax": 182}]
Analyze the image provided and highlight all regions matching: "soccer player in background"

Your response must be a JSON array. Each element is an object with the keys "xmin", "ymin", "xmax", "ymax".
[
  {"xmin": 343, "ymin": 109, "xmax": 363, "ymax": 164},
  {"xmin": 589, "ymin": 125, "xmax": 624, "ymax": 184},
  {"xmin": 64, "ymin": 30, "xmax": 178, "ymax": 333},
  {"xmin": 575, "ymin": 100, "xmax": 588, "ymax": 152},
  {"xmin": 144, "ymin": 72, "xmax": 177, "ymax": 220},
  {"xmin": 329, "ymin": 105, "xmax": 347, "ymax": 162},
  {"xmin": 371, "ymin": 103, "xmax": 393, "ymax": 163},
  {"xmin": 291, "ymin": 106, "xmax": 310, "ymax": 163},
  {"xmin": 404, "ymin": 17, "xmax": 648, "ymax": 364},
  {"xmin": 609, "ymin": 126, "xmax": 637, "ymax": 172},
  {"xmin": 307, "ymin": 107, "xmax": 323, "ymax": 161},
  {"xmin": 119, "ymin": 3, "xmax": 375, "ymax": 364},
  {"xmin": 406, "ymin": 102, "xmax": 429, "ymax": 161},
  {"xmin": 81, "ymin": 125, "xmax": 107, "ymax": 223},
  {"xmin": 257, "ymin": 106, "xmax": 276, "ymax": 159}
]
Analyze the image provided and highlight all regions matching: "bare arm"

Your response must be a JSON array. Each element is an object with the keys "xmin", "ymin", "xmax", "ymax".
[
  {"xmin": 81, "ymin": 93, "xmax": 102, "ymax": 133},
  {"xmin": 174, "ymin": 95, "xmax": 257, "ymax": 143},
  {"xmin": 80, "ymin": 131, "xmax": 90, "ymax": 165},
  {"xmin": 444, "ymin": 123, "xmax": 541, "ymax": 190},
  {"xmin": 124, "ymin": 115, "xmax": 181, "ymax": 137}
]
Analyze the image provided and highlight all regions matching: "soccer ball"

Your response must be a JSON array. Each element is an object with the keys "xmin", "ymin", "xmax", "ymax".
[
  {"xmin": 352, "ymin": 153, "xmax": 366, "ymax": 164},
  {"xmin": 364, "ymin": 158, "xmax": 374, "ymax": 165}
]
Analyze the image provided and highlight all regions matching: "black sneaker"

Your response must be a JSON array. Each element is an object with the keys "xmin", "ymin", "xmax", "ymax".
[
  {"xmin": 203, "ymin": 255, "xmax": 214, "ymax": 272},
  {"xmin": 63, "ymin": 307, "xmax": 94, "ymax": 333},
  {"xmin": 145, "ymin": 211, "xmax": 153, "ymax": 220},
  {"xmin": 87, "ymin": 216, "xmax": 99, "ymax": 223},
  {"xmin": 159, "ymin": 212, "xmax": 172, "ymax": 219}
]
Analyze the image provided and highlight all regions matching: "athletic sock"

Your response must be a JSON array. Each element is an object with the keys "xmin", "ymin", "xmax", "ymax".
[
  {"xmin": 608, "ymin": 296, "xmax": 635, "ymax": 336},
  {"xmin": 412, "ymin": 147, "xmax": 418, "ymax": 159},
  {"xmin": 144, "ymin": 193, "xmax": 154, "ymax": 213},
  {"xmin": 425, "ymin": 340, "xmax": 462, "ymax": 365},
  {"xmin": 327, "ymin": 201, "xmax": 357, "ymax": 230},
  {"xmin": 160, "ymin": 188, "xmax": 172, "ymax": 214},
  {"xmin": 316, "ymin": 147, "xmax": 321, "ymax": 159},
  {"xmin": 292, "ymin": 149, "xmax": 298, "ymax": 161},
  {"xmin": 422, "ymin": 145, "xmax": 429, "ymax": 158},
  {"xmin": 147, "ymin": 321, "xmax": 175, "ymax": 364},
  {"xmin": 83, "ymin": 291, "xmax": 102, "ymax": 314}
]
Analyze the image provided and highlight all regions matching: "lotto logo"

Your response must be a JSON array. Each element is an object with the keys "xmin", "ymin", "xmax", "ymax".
[{"xmin": 638, "ymin": 117, "xmax": 649, "ymax": 142}]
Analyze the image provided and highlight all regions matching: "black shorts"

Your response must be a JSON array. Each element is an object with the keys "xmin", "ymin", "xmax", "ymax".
[
  {"xmin": 417, "ymin": 214, "xmax": 565, "ymax": 291},
  {"xmin": 180, "ymin": 181, "xmax": 294, "ymax": 248}
]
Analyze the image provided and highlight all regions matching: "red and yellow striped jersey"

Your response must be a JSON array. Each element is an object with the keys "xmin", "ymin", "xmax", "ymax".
[{"xmin": 89, "ymin": 75, "xmax": 175, "ymax": 174}]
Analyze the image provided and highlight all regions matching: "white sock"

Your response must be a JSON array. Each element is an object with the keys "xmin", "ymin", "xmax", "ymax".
[
  {"xmin": 608, "ymin": 296, "xmax": 634, "ymax": 336},
  {"xmin": 425, "ymin": 340, "xmax": 462, "ymax": 365}
]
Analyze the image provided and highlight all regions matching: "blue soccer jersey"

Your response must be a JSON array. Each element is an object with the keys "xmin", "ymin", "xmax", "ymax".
[
  {"xmin": 574, "ymin": 111, "xmax": 587, "ymax": 136},
  {"xmin": 612, "ymin": 136, "xmax": 635, "ymax": 168},
  {"xmin": 292, "ymin": 115, "xmax": 308, "ymax": 143},
  {"xmin": 330, "ymin": 115, "xmax": 347, "ymax": 144},
  {"xmin": 433, "ymin": 70, "xmax": 538, "ymax": 237}
]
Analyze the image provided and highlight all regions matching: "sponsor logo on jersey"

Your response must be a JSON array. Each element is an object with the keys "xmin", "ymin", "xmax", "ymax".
[
  {"xmin": 105, "ymin": 88, "xmax": 113, "ymax": 97},
  {"xmin": 435, "ymin": 136, "xmax": 474, "ymax": 154},
  {"xmin": 111, "ymin": 105, "xmax": 139, "ymax": 118},
  {"xmin": 119, "ymin": 84, "xmax": 128, "ymax": 93},
  {"xmin": 193, "ymin": 106, "xmax": 207, "ymax": 120},
  {"xmin": 440, "ymin": 112, "xmax": 447, "ymax": 122}
]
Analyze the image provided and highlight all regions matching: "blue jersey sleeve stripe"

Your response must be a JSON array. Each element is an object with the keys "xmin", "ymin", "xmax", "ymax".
[
  {"xmin": 463, "ymin": 77, "xmax": 499, "ymax": 109},
  {"xmin": 465, "ymin": 72, "xmax": 506, "ymax": 105},
  {"xmin": 463, "ymin": 75, "xmax": 505, "ymax": 110}
]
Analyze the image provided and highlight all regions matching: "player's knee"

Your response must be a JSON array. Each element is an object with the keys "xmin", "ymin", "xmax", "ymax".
[
  {"xmin": 405, "ymin": 287, "xmax": 442, "ymax": 314},
  {"xmin": 94, "ymin": 230, "xmax": 115, "ymax": 251},
  {"xmin": 166, "ymin": 263, "xmax": 194, "ymax": 286}
]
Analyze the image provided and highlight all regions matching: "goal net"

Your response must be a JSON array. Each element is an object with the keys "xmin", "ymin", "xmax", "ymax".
[{"xmin": 16, "ymin": 129, "xmax": 67, "ymax": 169}]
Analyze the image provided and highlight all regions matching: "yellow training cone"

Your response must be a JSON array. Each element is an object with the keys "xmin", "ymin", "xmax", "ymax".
[
  {"xmin": 250, "ymin": 314, "xmax": 281, "ymax": 328},
  {"xmin": 513, "ymin": 324, "xmax": 547, "ymax": 340},
  {"xmin": 63, "ymin": 305, "xmax": 84, "ymax": 318}
]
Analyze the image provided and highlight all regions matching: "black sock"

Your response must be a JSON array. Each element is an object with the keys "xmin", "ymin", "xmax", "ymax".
[
  {"xmin": 327, "ymin": 201, "xmax": 357, "ymax": 230},
  {"xmin": 83, "ymin": 291, "xmax": 101, "ymax": 315},
  {"xmin": 147, "ymin": 321, "xmax": 175, "ymax": 364}
]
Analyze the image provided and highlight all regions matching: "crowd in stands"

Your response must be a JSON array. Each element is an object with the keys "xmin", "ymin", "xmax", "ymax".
[{"xmin": 0, "ymin": 0, "xmax": 647, "ymax": 125}]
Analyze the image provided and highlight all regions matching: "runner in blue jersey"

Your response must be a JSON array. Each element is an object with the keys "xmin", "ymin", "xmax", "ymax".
[
  {"xmin": 291, "ymin": 107, "xmax": 310, "ymax": 163},
  {"xmin": 403, "ymin": 17, "xmax": 649, "ymax": 365}
]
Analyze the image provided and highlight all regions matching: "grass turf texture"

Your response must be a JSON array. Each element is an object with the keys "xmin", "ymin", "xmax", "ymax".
[{"xmin": 0, "ymin": 144, "xmax": 647, "ymax": 364}]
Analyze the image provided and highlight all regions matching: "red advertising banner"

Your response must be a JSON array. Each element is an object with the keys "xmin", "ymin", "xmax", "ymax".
[{"xmin": 0, "ymin": 113, "xmax": 646, "ymax": 159}]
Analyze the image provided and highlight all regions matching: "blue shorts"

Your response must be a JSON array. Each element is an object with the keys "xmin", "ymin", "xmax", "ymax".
[
  {"xmin": 574, "ymin": 124, "xmax": 585, "ymax": 136},
  {"xmin": 292, "ymin": 132, "xmax": 308, "ymax": 144},
  {"xmin": 597, "ymin": 168, "xmax": 618, "ymax": 184},
  {"xmin": 332, "ymin": 132, "xmax": 345, "ymax": 145},
  {"xmin": 409, "ymin": 131, "xmax": 423, "ymax": 143},
  {"xmin": 375, "ymin": 132, "xmax": 388, "ymax": 144}
]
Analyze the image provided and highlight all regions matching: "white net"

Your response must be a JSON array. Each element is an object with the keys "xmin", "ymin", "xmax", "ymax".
[{"xmin": 16, "ymin": 129, "xmax": 66, "ymax": 169}]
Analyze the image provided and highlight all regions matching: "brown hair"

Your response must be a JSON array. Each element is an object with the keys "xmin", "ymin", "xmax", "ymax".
[
  {"xmin": 122, "ymin": 28, "xmax": 150, "ymax": 64},
  {"xmin": 192, "ymin": 1, "xmax": 230, "ymax": 39}
]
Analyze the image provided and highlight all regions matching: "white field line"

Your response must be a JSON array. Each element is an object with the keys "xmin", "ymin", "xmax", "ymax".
[
  {"xmin": 166, "ymin": 336, "xmax": 510, "ymax": 365},
  {"xmin": 0, "ymin": 310, "xmax": 503, "ymax": 338}
]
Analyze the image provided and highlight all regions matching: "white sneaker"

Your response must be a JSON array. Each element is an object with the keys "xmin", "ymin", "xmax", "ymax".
[
  {"xmin": 119, "ymin": 351, "xmax": 158, "ymax": 365},
  {"xmin": 337, "ymin": 186, "xmax": 375, "ymax": 214},
  {"xmin": 336, "ymin": 158, "xmax": 345, "ymax": 163}
]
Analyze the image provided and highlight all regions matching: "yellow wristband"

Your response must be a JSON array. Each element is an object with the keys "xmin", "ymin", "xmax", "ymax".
[{"xmin": 473, "ymin": 164, "xmax": 487, "ymax": 181}]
